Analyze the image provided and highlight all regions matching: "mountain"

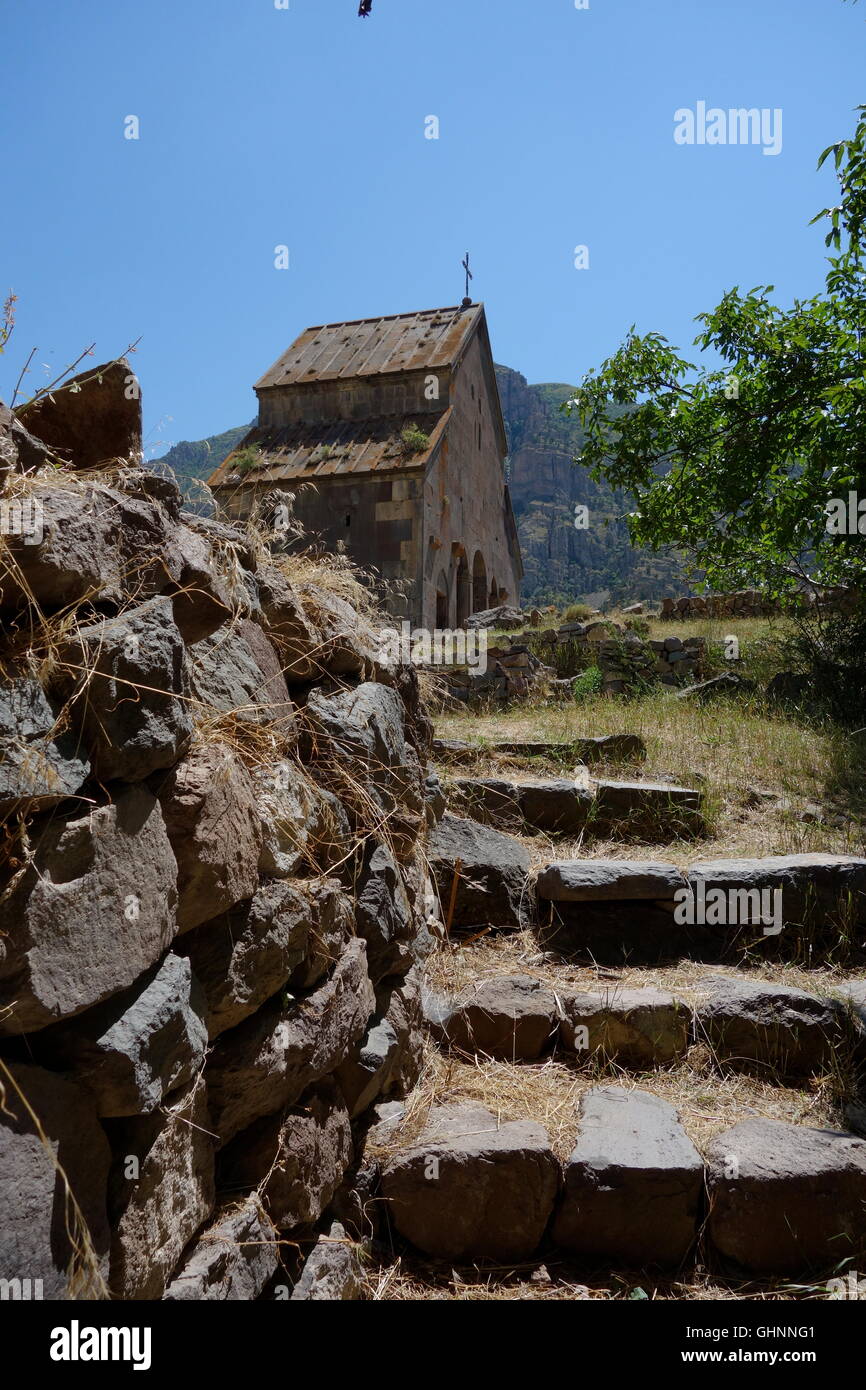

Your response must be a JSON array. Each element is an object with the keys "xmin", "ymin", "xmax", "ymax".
[
  {"xmin": 151, "ymin": 369, "xmax": 686, "ymax": 605},
  {"xmin": 495, "ymin": 365, "xmax": 686, "ymax": 606}
]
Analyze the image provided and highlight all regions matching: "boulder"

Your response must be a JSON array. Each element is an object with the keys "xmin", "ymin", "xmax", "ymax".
[
  {"xmin": 559, "ymin": 989, "xmax": 690, "ymax": 1065},
  {"xmin": 166, "ymin": 520, "xmax": 234, "ymax": 645},
  {"xmin": 591, "ymin": 780, "xmax": 705, "ymax": 838},
  {"xmin": 55, "ymin": 597, "xmax": 193, "ymax": 782},
  {"xmin": 255, "ymin": 761, "xmax": 349, "ymax": 878},
  {"xmin": 35, "ymin": 952, "xmax": 208, "ymax": 1116},
  {"xmin": 451, "ymin": 778, "xmax": 524, "ymax": 832},
  {"xmin": 189, "ymin": 619, "xmax": 295, "ymax": 731},
  {"xmin": 155, "ymin": 743, "xmax": 263, "ymax": 933},
  {"xmin": 431, "ymin": 974, "xmax": 558, "ymax": 1061},
  {"xmin": 0, "ymin": 1063, "xmax": 111, "ymax": 1299},
  {"xmin": 16, "ymin": 358, "xmax": 142, "ymax": 469},
  {"xmin": 536, "ymin": 859, "xmax": 684, "ymax": 903},
  {"xmin": 0, "ymin": 786, "xmax": 178, "ymax": 1034},
  {"xmin": 0, "ymin": 676, "xmax": 90, "ymax": 816},
  {"xmin": 107, "ymin": 1078, "xmax": 215, "ymax": 1300},
  {"xmin": 686, "ymin": 854, "xmax": 866, "ymax": 931},
  {"xmin": 206, "ymin": 937, "xmax": 375, "ymax": 1145},
  {"xmin": 381, "ymin": 1103, "xmax": 559, "ymax": 1260},
  {"xmin": 694, "ymin": 975, "xmax": 843, "ymax": 1076},
  {"xmin": 290, "ymin": 1222, "xmax": 362, "ymax": 1301},
  {"xmin": 0, "ymin": 398, "xmax": 52, "ymax": 474},
  {"xmin": 162, "ymin": 1195, "xmax": 277, "ymax": 1301},
  {"xmin": 288, "ymin": 878, "xmax": 355, "ymax": 990},
  {"xmin": 706, "ymin": 1117, "xmax": 866, "ymax": 1273},
  {"xmin": 219, "ymin": 1078, "xmax": 352, "ymax": 1230},
  {"xmin": 352, "ymin": 840, "xmax": 415, "ymax": 983},
  {"xmin": 464, "ymin": 605, "xmax": 524, "ymax": 630},
  {"xmin": 255, "ymin": 563, "xmax": 323, "ymax": 682},
  {"xmin": 552, "ymin": 1087, "xmax": 702, "ymax": 1265},
  {"xmin": 427, "ymin": 813, "xmax": 531, "ymax": 931},
  {"xmin": 335, "ymin": 968, "xmax": 424, "ymax": 1117},
  {"xmin": 178, "ymin": 881, "xmax": 312, "ymax": 1039}
]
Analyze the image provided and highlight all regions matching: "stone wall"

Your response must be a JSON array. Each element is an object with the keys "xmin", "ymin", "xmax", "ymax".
[
  {"xmin": 661, "ymin": 587, "xmax": 857, "ymax": 620},
  {"xmin": 0, "ymin": 372, "xmax": 442, "ymax": 1301}
]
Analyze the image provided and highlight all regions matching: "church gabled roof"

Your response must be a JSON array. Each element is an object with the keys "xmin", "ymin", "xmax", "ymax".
[{"xmin": 254, "ymin": 303, "xmax": 484, "ymax": 389}]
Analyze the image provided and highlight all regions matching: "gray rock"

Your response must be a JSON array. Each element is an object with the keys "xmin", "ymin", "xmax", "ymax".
[
  {"xmin": 382, "ymin": 1103, "xmax": 559, "ymax": 1260},
  {"xmin": 36, "ymin": 952, "xmax": 207, "ymax": 1116},
  {"xmin": 219, "ymin": 1078, "xmax": 352, "ymax": 1230},
  {"xmin": 56, "ymin": 596, "xmax": 193, "ymax": 782},
  {"xmin": 706, "ymin": 1117, "xmax": 866, "ymax": 1273},
  {"xmin": 352, "ymin": 841, "xmax": 415, "ymax": 983},
  {"xmin": 592, "ymin": 780, "xmax": 705, "ymax": 838},
  {"xmin": 255, "ymin": 761, "xmax": 349, "ymax": 878},
  {"xmin": 451, "ymin": 778, "xmax": 525, "ymax": 831},
  {"xmin": 552, "ymin": 1086, "xmax": 702, "ymax": 1265},
  {"xmin": 694, "ymin": 975, "xmax": 843, "ymax": 1076},
  {"xmin": 432, "ymin": 974, "xmax": 558, "ymax": 1061},
  {"xmin": 423, "ymin": 767, "xmax": 446, "ymax": 826},
  {"xmin": 519, "ymin": 779, "xmax": 593, "ymax": 834},
  {"xmin": 107, "ymin": 1078, "xmax": 215, "ymax": 1300},
  {"xmin": 427, "ymin": 813, "xmax": 531, "ymax": 931},
  {"xmin": 686, "ymin": 854, "xmax": 866, "ymax": 929},
  {"xmin": 255, "ymin": 563, "xmax": 323, "ymax": 683},
  {"xmin": 206, "ymin": 937, "xmax": 375, "ymax": 1145},
  {"xmin": 163, "ymin": 1195, "xmax": 277, "ymax": 1301},
  {"xmin": 335, "ymin": 968, "xmax": 424, "ymax": 1117},
  {"xmin": 156, "ymin": 743, "xmax": 263, "ymax": 933},
  {"xmin": 189, "ymin": 618, "xmax": 295, "ymax": 731},
  {"xmin": 536, "ymin": 859, "xmax": 684, "ymax": 902},
  {"xmin": 0, "ymin": 677, "xmax": 90, "ymax": 815},
  {"xmin": 676, "ymin": 673, "xmax": 757, "ymax": 701},
  {"xmin": 559, "ymin": 989, "xmax": 690, "ymax": 1065},
  {"xmin": 166, "ymin": 520, "xmax": 232, "ymax": 644},
  {"xmin": 291, "ymin": 1222, "xmax": 362, "ymax": 1300},
  {"xmin": 0, "ymin": 1063, "xmax": 111, "ymax": 1299},
  {"xmin": 0, "ymin": 786, "xmax": 178, "ymax": 1034},
  {"xmin": 179, "ymin": 881, "xmax": 312, "ymax": 1039},
  {"xmin": 288, "ymin": 878, "xmax": 355, "ymax": 990}
]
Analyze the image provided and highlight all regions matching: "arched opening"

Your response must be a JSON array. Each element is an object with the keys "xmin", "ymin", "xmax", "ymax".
[
  {"xmin": 472, "ymin": 551, "xmax": 487, "ymax": 614},
  {"xmin": 489, "ymin": 576, "xmax": 499, "ymax": 608},
  {"xmin": 455, "ymin": 554, "xmax": 470, "ymax": 628},
  {"xmin": 436, "ymin": 570, "xmax": 450, "ymax": 629}
]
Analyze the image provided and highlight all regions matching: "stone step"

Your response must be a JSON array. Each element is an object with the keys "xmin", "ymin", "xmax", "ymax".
[
  {"xmin": 377, "ymin": 1086, "xmax": 866, "ymax": 1274},
  {"xmin": 432, "ymin": 734, "xmax": 647, "ymax": 764},
  {"xmin": 450, "ymin": 776, "xmax": 705, "ymax": 842}
]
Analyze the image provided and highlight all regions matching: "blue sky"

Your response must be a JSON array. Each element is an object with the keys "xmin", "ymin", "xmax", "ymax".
[{"xmin": 1, "ymin": 0, "xmax": 863, "ymax": 456}]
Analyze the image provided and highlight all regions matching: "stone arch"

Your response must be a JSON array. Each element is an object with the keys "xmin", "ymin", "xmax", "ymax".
[
  {"xmin": 435, "ymin": 569, "xmax": 450, "ymax": 629},
  {"xmin": 455, "ymin": 553, "xmax": 470, "ymax": 628},
  {"xmin": 489, "ymin": 575, "xmax": 499, "ymax": 608},
  {"xmin": 472, "ymin": 551, "xmax": 487, "ymax": 614}
]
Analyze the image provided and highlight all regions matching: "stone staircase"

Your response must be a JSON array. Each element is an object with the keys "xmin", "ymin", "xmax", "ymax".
[{"xmin": 370, "ymin": 739, "xmax": 866, "ymax": 1287}]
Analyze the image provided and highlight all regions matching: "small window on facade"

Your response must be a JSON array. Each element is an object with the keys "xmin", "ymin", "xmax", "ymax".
[{"xmin": 345, "ymin": 514, "xmax": 351, "ymax": 527}]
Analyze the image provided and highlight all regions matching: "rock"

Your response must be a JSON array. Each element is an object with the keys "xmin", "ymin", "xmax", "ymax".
[
  {"xmin": 451, "ymin": 777, "xmax": 525, "ymax": 831},
  {"xmin": 254, "ymin": 761, "xmax": 349, "ymax": 878},
  {"xmin": 290, "ymin": 1222, "xmax": 362, "ymax": 1300},
  {"xmin": 592, "ymin": 780, "xmax": 705, "ymax": 838},
  {"xmin": 56, "ymin": 597, "xmax": 193, "ymax": 782},
  {"xmin": 519, "ymin": 779, "xmax": 593, "ymax": 834},
  {"xmin": 335, "ymin": 968, "xmax": 423, "ymax": 1117},
  {"xmin": 423, "ymin": 767, "xmax": 446, "ymax": 826},
  {"xmin": 536, "ymin": 860, "xmax": 684, "ymax": 902},
  {"xmin": 676, "ymin": 673, "xmax": 757, "ymax": 701},
  {"xmin": 0, "ymin": 398, "xmax": 52, "ymax": 474},
  {"xmin": 427, "ymin": 813, "xmax": 531, "ymax": 931},
  {"xmin": 686, "ymin": 854, "xmax": 866, "ymax": 931},
  {"xmin": 35, "ymin": 953, "xmax": 207, "ymax": 1116},
  {"xmin": 352, "ymin": 841, "xmax": 419, "ymax": 982},
  {"xmin": 299, "ymin": 682, "xmax": 424, "ymax": 855},
  {"xmin": 552, "ymin": 1087, "xmax": 702, "ymax": 1265},
  {"xmin": 382, "ymin": 1103, "xmax": 559, "ymax": 1260},
  {"xmin": 167, "ymin": 521, "xmax": 233, "ymax": 644},
  {"xmin": 694, "ymin": 975, "xmax": 843, "ymax": 1076},
  {"xmin": 288, "ymin": 878, "xmax": 355, "ymax": 990},
  {"xmin": 766, "ymin": 671, "xmax": 812, "ymax": 707},
  {"xmin": 17, "ymin": 358, "xmax": 142, "ymax": 469},
  {"xmin": 0, "ymin": 1063, "xmax": 111, "ymax": 1299},
  {"xmin": 0, "ymin": 786, "xmax": 178, "ymax": 1034},
  {"xmin": 0, "ymin": 676, "xmax": 90, "ymax": 816},
  {"xmin": 331, "ymin": 1161, "xmax": 382, "ymax": 1241},
  {"xmin": 255, "ymin": 563, "xmax": 323, "ymax": 682},
  {"xmin": 432, "ymin": 974, "xmax": 558, "ymax": 1061},
  {"xmin": 0, "ymin": 482, "xmax": 178, "ymax": 612},
  {"xmin": 155, "ymin": 743, "xmax": 263, "ymax": 933},
  {"xmin": 706, "ymin": 1117, "xmax": 866, "ymax": 1273},
  {"xmin": 107, "ymin": 1078, "xmax": 215, "ymax": 1300},
  {"xmin": 178, "ymin": 882, "xmax": 312, "ymax": 1039},
  {"xmin": 219, "ymin": 1078, "xmax": 352, "ymax": 1229},
  {"xmin": 206, "ymin": 938, "xmax": 375, "ymax": 1145},
  {"xmin": 464, "ymin": 605, "xmax": 524, "ymax": 630},
  {"xmin": 559, "ymin": 989, "xmax": 690, "ymax": 1065},
  {"xmin": 163, "ymin": 1195, "xmax": 277, "ymax": 1301},
  {"xmin": 303, "ymin": 584, "xmax": 375, "ymax": 678},
  {"xmin": 189, "ymin": 619, "xmax": 295, "ymax": 731}
]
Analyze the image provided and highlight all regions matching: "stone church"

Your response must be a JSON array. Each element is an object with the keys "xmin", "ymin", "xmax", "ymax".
[{"xmin": 207, "ymin": 302, "xmax": 523, "ymax": 628}]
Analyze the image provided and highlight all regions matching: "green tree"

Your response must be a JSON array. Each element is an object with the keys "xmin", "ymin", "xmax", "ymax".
[{"xmin": 566, "ymin": 106, "xmax": 866, "ymax": 600}]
